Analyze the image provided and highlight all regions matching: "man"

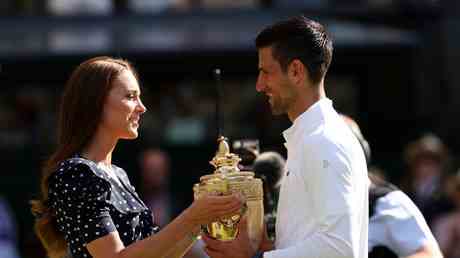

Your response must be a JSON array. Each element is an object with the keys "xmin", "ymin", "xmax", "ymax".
[
  {"xmin": 402, "ymin": 133, "xmax": 452, "ymax": 226},
  {"xmin": 203, "ymin": 15, "xmax": 369, "ymax": 258},
  {"xmin": 343, "ymin": 116, "xmax": 443, "ymax": 258}
]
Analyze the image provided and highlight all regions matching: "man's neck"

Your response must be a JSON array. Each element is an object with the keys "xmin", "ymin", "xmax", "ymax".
[{"xmin": 287, "ymin": 82, "xmax": 325, "ymax": 122}]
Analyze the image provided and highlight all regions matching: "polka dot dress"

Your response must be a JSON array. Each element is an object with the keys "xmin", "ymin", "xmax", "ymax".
[{"xmin": 48, "ymin": 157, "xmax": 160, "ymax": 258}]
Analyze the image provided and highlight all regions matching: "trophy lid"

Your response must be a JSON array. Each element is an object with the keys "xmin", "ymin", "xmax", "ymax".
[
  {"xmin": 199, "ymin": 136, "xmax": 254, "ymax": 183},
  {"xmin": 210, "ymin": 136, "xmax": 241, "ymax": 171},
  {"xmin": 193, "ymin": 137, "xmax": 264, "ymax": 244}
]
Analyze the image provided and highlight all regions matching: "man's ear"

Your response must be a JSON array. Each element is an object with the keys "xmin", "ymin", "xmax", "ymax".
[{"xmin": 287, "ymin": 59, "xmax": 307, "ymax": 86}]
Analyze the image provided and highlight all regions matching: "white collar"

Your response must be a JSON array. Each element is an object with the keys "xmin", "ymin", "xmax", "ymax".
[{"xmin": 282, "ymin": 98, "xmax": 333, "ymax": 144}]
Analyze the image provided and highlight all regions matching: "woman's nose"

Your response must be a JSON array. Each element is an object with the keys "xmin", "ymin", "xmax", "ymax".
[{"xmin": 137, "ymin": 99, "xmax": 147, "ymax": 113}]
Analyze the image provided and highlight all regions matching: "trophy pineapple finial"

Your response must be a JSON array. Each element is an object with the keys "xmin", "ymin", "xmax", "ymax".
[{"xmin": 210, "ymin": 136, "xmax": 241, "ymax": 173}]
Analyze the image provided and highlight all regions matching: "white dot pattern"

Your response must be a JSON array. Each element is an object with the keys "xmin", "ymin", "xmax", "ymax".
[{"xmin": 49, "ymin": 157, "xmax": 159, "ymax": 258}]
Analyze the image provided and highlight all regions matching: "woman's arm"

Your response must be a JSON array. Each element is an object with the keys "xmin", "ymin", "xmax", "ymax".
[
  {"xmin": 162, "ymin": 226, "xmax": 201, "ymax": 258},
  {"xmin": 87, "ymin": 194, "xmax": 242, "ymax": 258}
]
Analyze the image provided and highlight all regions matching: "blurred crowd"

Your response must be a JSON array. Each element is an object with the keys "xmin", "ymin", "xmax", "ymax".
[
  {"xmin": 0, "ymin": 0, "xmax": 456, "ymax": 257},
  {"xmin": 132, "ymin": 132, "xmax": 460, "ymax": 258},
  {"xmin": 2, "ymin": 75, "xmax": 460, "ymax": 257},
  {"xmin": 0, "ymin": 78, "xmax": 262, "ymax": 150},
  {"xmin": 6, "ymin": 121, "xmax": 460, "ymax": 257}
]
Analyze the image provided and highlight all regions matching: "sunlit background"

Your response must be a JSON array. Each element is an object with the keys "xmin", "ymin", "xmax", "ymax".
[{"xmin": 1, "ymin": 0, "xmax": 460, "ymax": 257}]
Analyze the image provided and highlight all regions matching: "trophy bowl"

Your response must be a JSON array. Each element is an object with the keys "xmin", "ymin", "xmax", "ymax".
[{"xmin": 193, "ymin": 136, "xmax": 264, "ymax": 249}]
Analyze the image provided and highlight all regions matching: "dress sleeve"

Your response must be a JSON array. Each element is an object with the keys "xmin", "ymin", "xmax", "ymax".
[{"xmin": 49, "ymin": 161, "xmax": 117, "ymax": 249}]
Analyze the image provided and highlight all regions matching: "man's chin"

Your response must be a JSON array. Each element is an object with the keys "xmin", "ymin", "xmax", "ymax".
[
  {"xmin": 268, "ymin": 101, "xmax": 285, "ymax": 115},
  {"xmin": 270, "ymin": 107, "xmax": 284, "ymax": 116}
]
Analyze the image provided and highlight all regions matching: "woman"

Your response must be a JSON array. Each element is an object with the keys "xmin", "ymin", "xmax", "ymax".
[{"xmin": 31, "ymin": 57, "xmax": 242, "ymax": 258}]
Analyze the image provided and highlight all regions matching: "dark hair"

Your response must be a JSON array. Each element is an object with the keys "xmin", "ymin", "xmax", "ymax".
[
  {"xmin": 232, "ymin": 139, "xmax": 260, "ymax": 169},
  {"xmin": 253, "ymin": 151, "xmax": 286, "ymax": 215},
  {"xmin": 30, "ymin": 56, "xmax": 137, "ymax": 258},
  {"xmin": 253, "ymin": 152, "xmax": 285, "ymax": 190},
  {"xmin": 255, "ymin": 15, "xmax": 333, "ymax": 84}
]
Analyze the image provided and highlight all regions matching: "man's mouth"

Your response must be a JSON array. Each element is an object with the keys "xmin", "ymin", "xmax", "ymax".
[
  {"xmin": 266, "ymin": 94, "xmax": 273, "ymax": 103},
  {"xmin": 129, "ymin": 117, "xmax": 140, "ymax": 124}
]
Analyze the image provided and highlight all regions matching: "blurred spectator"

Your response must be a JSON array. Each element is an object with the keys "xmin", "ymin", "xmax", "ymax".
[
  {"xmin": 0, "ymin": 87, "xmax": 55, "ymax": 149},
  {"xmin": 139, "ymin": 148, "xmax": 173, "ymax": 227},
  {"xmin": 138, "ymin": 147, "xmax": 210, "ymax": 258},
  {"xmin": 252, "ymin": 151, "xmax": 286, "ymax": 240},
  {"xmin": 343, "ymin": 115, "xmax": 443, "ymax": 258},
  {"xmin": 401, "ymin": 133, "xmax": 453, "ymax": 225},
  {"xmin": 433, "ymin": 171, "xmax": 460, "ymax": 258},
  {"xmin": 368, "ymin": 171, "xmax": 443, "ymax": 258},
  {"xmin": 0, "ymin": 197, "xmax": 21, "ymax": 258},
  {"xmin": 47, "ymin": 0, "xmax": 113, "ymax": 15},
  {"xmin": 15, "ymin": 87, "xmax": 56, "ymax": 147},
  {"xmin": 253, "ymin": 151, "xmax": 285, "ymax": 212},
  {"xmin": 233, "ymin": 138, "xmax": 286, "ymax": 239},
  {"xmin": 232, "ymin": 139, "xmax": 260, "ymax": 170}
]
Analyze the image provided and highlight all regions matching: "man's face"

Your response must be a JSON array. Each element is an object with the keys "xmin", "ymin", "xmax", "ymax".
[{"xmin": 256, "ymin": 46, "xmax": 296, "ymax": 115}]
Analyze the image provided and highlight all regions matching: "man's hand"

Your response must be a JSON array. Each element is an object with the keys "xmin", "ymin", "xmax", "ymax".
[{"xmin": 202, "ymin": 216, "xmax": 258, "ymax": 258}]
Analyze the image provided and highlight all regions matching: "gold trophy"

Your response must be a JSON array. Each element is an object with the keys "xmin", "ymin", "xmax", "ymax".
[{"xmin": 193, "ymin": 136, "xmax": 264, "ymax": 250}]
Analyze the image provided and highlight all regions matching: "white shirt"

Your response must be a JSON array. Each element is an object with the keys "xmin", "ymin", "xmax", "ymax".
[
  {"xmin": 369, "ymin": 190, "xmax": 440, "ymax": 257},
  {"xmin": 264, "ymin": 98, "xmax": 369, "ymax": 258}
]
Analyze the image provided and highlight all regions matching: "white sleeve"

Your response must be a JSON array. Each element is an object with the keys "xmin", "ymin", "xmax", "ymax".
[
  {"xmin": 263, "ymin": 216, "xmax": 354, "ymax": 258},
  {"xmin": 265, "ymin": 141, "xmax": 363, "ymax": 258},
  {"xmin": 372, "ymin": 191, "xmax": 436, "ymax": 257}
]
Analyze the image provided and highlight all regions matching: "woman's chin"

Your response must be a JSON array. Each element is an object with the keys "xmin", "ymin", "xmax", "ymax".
[{"xmin": 122, "ymin": 130, "xmax": 139, "ymax": 139}]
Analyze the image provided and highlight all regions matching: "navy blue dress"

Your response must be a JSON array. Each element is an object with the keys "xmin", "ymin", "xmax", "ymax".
[{"xmin": 48, "ymin": 157, "xmax": 159, "ymax": 258}]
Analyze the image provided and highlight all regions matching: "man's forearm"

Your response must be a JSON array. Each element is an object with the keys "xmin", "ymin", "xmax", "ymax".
[{"xmin": 263, "ymin": 231, "xmax": 354, "ymax": 258}]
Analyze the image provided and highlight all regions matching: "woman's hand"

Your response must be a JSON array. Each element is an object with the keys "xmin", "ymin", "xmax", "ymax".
[{"xmin": 184, "ymin": 194, "xmax": 244, "ymax": 226}]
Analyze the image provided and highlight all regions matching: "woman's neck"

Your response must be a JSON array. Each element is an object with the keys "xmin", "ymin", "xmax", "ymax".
[{"xmin": 81, "ymin": 129, "xmax": 118, "ymax": 166}]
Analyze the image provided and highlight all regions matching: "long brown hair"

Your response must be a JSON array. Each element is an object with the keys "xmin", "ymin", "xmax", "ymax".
[{"xmin": 30, "ymin": 56, "xmax": 137, "ymax": 258}]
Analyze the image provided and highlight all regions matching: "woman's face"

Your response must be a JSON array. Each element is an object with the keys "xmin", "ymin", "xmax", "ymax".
[{"xmin": 100, "ymin": 69, "xmax": 147, "ymax": 140}]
